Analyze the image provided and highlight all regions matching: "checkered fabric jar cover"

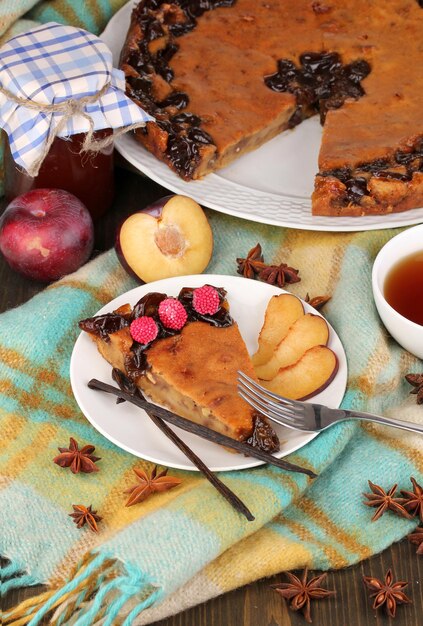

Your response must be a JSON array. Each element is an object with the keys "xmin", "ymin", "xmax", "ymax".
[{"xmin": 0, "ymin": 21, "xmax": 153, "ymax": 175}]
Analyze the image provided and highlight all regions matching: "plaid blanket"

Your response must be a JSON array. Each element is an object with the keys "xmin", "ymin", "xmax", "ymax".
[{"xmin": 1, "ymin": 2, "xmax": 422, "ymax": 625}]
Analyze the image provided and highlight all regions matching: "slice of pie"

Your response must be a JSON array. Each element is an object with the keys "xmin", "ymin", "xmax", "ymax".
[
  {"xmin": 79, "ymin": 286, "xmax": 280, "ymax": 452},
  {"xmin": 120, "ymin": 0, "xmax": 423, "ymax": 217}
]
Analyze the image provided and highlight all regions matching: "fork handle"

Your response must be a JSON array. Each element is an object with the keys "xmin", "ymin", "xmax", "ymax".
[{"xmin": 344, "ymin": 409, "xmax": 423, "ymax": 434}]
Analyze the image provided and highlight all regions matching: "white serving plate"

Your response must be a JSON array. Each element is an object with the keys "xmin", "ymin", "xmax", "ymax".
[{"xmin": 70, "ymin": 275, "xmax": 347, "ymax": 471}]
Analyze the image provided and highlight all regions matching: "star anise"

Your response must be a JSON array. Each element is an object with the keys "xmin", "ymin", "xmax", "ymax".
[
  {"xmin": 236, "ymin": 243, "xmax": 266, "ymax": 278},
  {"xmin": 401, "ymin": 477, "xmax": 423, "ymax": 522},
  {"xmin": 363, "ymin": 481, "xmax": 412, "ymax": 521},
  {"xmin": 53, "ymin": 437, "xmax": 101, "ymax": 474},
  {"xmin": 363, "ymin": 569, "xmax": 411, "ymax": 617},
  {"xmin": 305, "ymin": 293, "xmax": 331, "ymax": 310},
  {"xmin": 405, "ymin": 373, "xmax": 423, "ymax": 404},
  {"xmin": 271, "ymin": 568, "xmax": 335, "ymax": 623},
  {"xmin": 124, "ymin": 465, "xmax": 182, "ymax": 507},
  {"xmin": 408, "ymin": 525, "xmax": 423, "ymax": 555},
  {"xmin": 258, "ymin": 263, "xmax": 301, "ymax": 288},
  {"xmin": 69, "ymin": 504, "xmax": 102, "ymax": 532}
]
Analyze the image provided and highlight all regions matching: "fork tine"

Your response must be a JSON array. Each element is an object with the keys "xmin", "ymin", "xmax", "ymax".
[
  {"xmin": 238, "ymin": 386, "xmax": 299, "ymax": 423},
  {"xmin": 238, "ymin": 391, "xmax": 307, "ymax": 431},
  {"xmin": 237, "ymin": 371, "xmax": 297, "ymax": 407},
  {"xmin": 237, "ymin": 380, "xmax": 299, "ymax": 417},
  {"xmin": 237, "ymin": 374, "xmax": 306, "ymax": 418}
]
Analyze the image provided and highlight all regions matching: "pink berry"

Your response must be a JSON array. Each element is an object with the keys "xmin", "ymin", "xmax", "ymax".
[
  {"xmin": 158, "ymin": 298, "xmax": 187, "ymax": 330},
  {"xmin": 130, "ymin": 316, "xmax": 158, "ymax": 344},
  {"xmin": 192, "ymin": 285, "xmax": 220, "ymax": 315}
]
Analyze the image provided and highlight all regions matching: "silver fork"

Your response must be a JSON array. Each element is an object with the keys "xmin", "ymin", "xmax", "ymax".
[{"xmin": 238, "ymin": 371, "xmax": 423, "ymax": 435}]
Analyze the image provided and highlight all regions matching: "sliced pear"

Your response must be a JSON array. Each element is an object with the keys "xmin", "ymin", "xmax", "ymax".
[
  {"xmin": 260, "ymin": 345, "xmax": 338, "ymax": 400},
  {"xmin": 255, "ymin": 314, "xmax": 329, "ymax": 380},
  {"xmin": 252, "ymin": 293, "xmax": 304, "ymax": 366}
]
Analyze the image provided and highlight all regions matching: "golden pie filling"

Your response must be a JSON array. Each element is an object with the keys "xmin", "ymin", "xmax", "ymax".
[{"xmin": 120, "ymin": 0, "xmax": 423, "ymax": 217}]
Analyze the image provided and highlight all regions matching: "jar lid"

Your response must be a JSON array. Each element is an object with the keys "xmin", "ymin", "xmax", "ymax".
[{"xmin": 0, "ymin": 22, "xmax": 154, "ymax": 176}]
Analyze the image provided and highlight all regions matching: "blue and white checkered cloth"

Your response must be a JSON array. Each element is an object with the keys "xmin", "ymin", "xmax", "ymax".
[{"xmin": 0, "ymin": 22, "xmax": 153, "ymax": 174}]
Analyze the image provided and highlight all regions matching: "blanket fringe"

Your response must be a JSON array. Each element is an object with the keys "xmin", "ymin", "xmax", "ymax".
[
  {"xmin": 3, "ymin": 552, "xmax": 163, "ymax": 626},
  {"xmin": 1, "ymin": 562, "xmax": 38, "ymax": 595}
]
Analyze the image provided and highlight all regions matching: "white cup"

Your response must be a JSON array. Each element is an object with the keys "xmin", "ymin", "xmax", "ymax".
[{"xmin": 372, "ymin": 224, "xmax": 423, "ymax": 359}]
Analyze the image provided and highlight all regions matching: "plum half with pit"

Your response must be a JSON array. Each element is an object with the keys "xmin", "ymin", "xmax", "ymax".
[
  {"xmin": 0, "ymin": 189, "xmax": 94, "ymax": 282},
  {"xmin": 115, "ymin": 195, "xmax": 213, "ymax": 283}
]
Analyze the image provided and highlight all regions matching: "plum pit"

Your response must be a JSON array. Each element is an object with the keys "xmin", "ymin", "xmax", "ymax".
[{"xmin": 154, "ymin": 224, "xmax": 187, "ymax": 257}]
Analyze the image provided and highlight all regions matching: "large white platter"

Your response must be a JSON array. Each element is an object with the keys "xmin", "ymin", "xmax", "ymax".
[
  {"xmin": 102, "ymin": 1, "xmax": 423, "ymax": 232},
  {"xmin": 70, "ymin": 275, "xmax": 347, "ymax": 472}
]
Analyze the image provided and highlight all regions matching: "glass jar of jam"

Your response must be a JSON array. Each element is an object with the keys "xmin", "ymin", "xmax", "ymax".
[
  {"xmin": 0, "ymin": 23, "xmax": 153, "ymax": 222},
  {"xmin": 4, "ymin": 130, "xmax": 115, "ymax": 221}
]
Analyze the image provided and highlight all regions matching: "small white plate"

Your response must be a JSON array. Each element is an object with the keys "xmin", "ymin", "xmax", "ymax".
[
  {"xmin": 101, "ymin": 2, "xmax": 423, "ymax": 232},
  {"xmin": 70, "ymin": 275, "xmax": 347, "ymax": 472}
]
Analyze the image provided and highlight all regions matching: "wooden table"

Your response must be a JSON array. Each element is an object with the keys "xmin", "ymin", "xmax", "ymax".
[{"xmin": 2, "ymin": 165, "xmax": 422, "ymax": 626}]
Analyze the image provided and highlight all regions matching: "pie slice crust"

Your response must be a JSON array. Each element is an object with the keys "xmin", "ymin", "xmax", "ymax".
[{"xmin": 79, "ymin": 288, "xmax": 280, "ymax": 452}]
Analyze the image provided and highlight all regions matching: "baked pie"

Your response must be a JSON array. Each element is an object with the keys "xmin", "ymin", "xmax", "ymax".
[
  {"xmin": 79, "ymin": 286, "xmax": 280, "ymax": 453},
  {"xmin": 120, "ymin": 0, "xmax": 423, "ymax": 217}
]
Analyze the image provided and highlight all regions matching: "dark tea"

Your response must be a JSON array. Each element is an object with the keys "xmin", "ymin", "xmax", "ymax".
[{"xmin": 384, "ymin": 251, "xmax": 423, "ymax": 325}]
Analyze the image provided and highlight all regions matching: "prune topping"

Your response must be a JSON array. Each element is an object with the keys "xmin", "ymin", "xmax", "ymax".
[
  {"xmin": 156, "ymin": 119, "xmax": 174, "ymax": 133},
  {"xmin": 126, "ymin": 48, "xmax": 152, "ymax": 75},
  {"xmin": 299, "ymin": 51, "xmax": 340, "ymax": 73},
  {"xmin": 78, "ymin": 313, "xmax": 130, "ymax": 342},
  {"xmin": 322, "ymin": 167, "xmax": 351, "ymax": 183},
  {"xmin": 374, "ymin": 170, "xmax": 410, "ymax": 181},
  {"xmin": 127, "ymin": 75, "xmax": 153, "ymax": 97},
  {"xmin": 358, "ymin": 158, "xmax": 389, "ymax": 172},
  {"xmin": 159, "ymin": 42, "xmax": 179, "ymax": 63},
  {"xmin": 156, "ymin": 118, "xmax": 213, "ymax": 176},
  {"xmin": 171, "ymin": 112, "xmax": 202, "ymax": 126},
  {"xmin": 180, "ymin": 0, "xmax": 236, "ymax": 19},
  {"xmin": 127, "ymin": 84, "xmax": 158, "ymax": 116},
  {"xmin": 145, "ymin": 19, "xmax": 164, "ymax": 40},
  {"xmin": 395, "ymin": 150, "xmax": 416, "ymax": 165},
  {"xmin": 133, "ymin": 0, "xmax": 236, "ymax": 42},
  {"xmin": 345, "ymin": 176, "xmax": 368, "ymax": 202},
  {"xmin": 153, "ymin": 43, "xmax": 179, "ymax": 81},
  {"xmin": 167, "ymin": 134, "xmax": 199, "ymax": 177},
  {"xmin": 128, "ymin": 0, "xmax": 236, "ymax": 38},
  {"xmin": 246, "ymin": 414, "xmax": 280, "ymax": 453},
  {"xmin": 159, "ymin": 92, "xmax": 189, "ymax": 110},
  {"xmin": 187, "ymin": 127, "xmax": 213, "ymax": 144},
  {"xmin": 169, "ymin": 17, "xmax": 196, "ymax": 36},
  {"xmin": 265, "ymin": 51, "xmax": 371, "ymax": 124},
  {"xmin": 345, "ymin": 60, "xmax": 371, "ymax": 83},
  {"xmin": 132, "ymin": 292, "xmax": 168, "ymax": 320},
  {"xmin": 320, "ymin": 137, "xmax": 423, "ymax": 205},
  {"xmin": 123, "ymin": 0, "xmax": 232, "ymax": 176}
]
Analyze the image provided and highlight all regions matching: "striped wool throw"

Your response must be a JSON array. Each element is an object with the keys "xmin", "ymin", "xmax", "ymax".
[{"xmin": 1, "ymin": 208, "xmax": 422, "ymax": 624}]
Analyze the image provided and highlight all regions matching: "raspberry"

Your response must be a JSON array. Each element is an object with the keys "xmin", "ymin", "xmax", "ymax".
[
  {"xmin": 130, "ymin": 316, "xmax": 158, "ymax": 344},
  {"xmin": 158, "ymin": 297, "xmax": 188, "ymax": 330},
  {"xmin": 192, "ymin": 285, "xmax": 220, "ymax": 315}
]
